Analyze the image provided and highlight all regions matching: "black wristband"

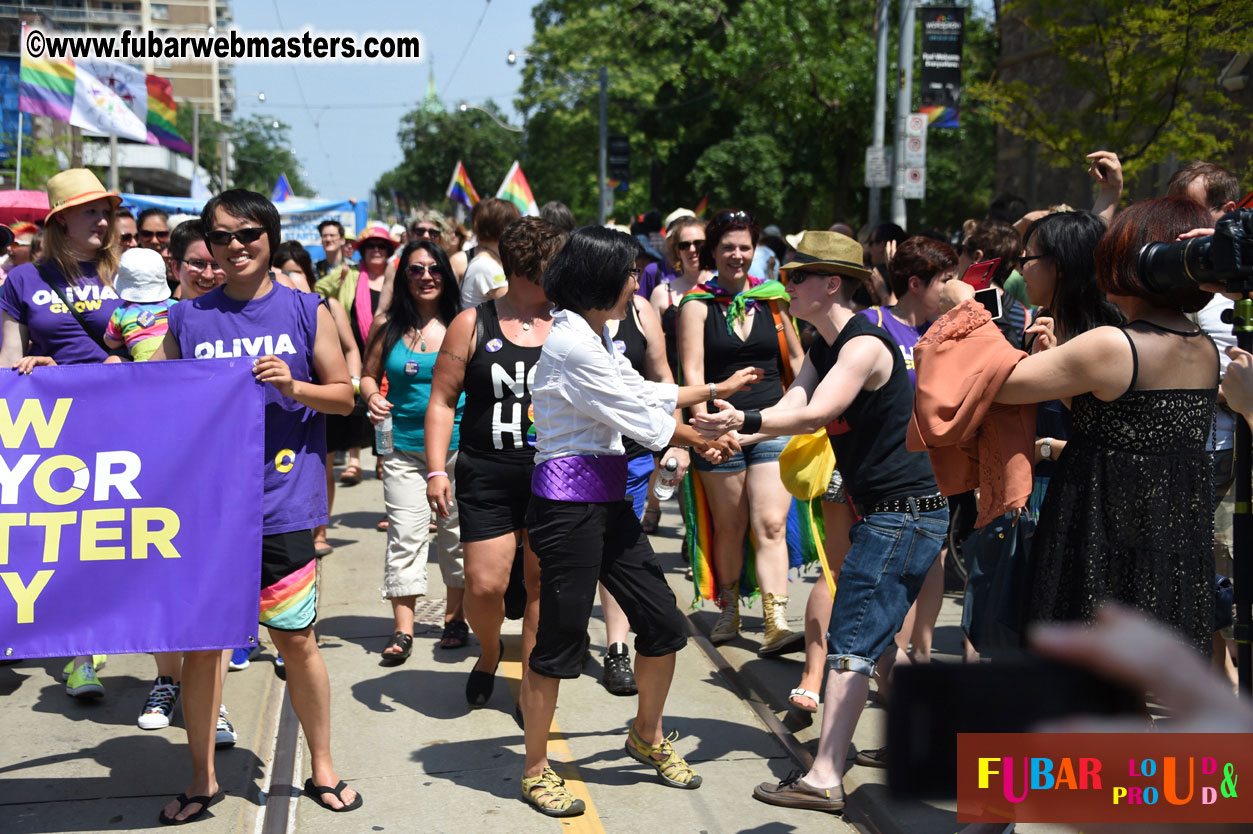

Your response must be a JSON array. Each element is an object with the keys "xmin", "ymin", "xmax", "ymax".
[{"xmin": 741, "ymin": 409, "xmax": 762, "ymax": 434}]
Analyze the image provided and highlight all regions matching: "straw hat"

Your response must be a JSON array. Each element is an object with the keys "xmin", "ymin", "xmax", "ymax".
[
  {"xmin": 779, "ymin": 231, "xmax": 871, "ymax": 281},
  {"xmin": 114, "ymin": 247, "xmax": 172, "ymax": 304},
  {"xmin": 45, "ymin": 169, "xmax": 121, "ymax": 221}
]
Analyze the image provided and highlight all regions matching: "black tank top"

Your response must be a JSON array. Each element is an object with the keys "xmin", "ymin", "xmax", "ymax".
[
  {"xmin": 660, "ymin": 284, "xmax": 680, "ymax": 375},
  {"xmin": 459, "ymin": 301, "xmax": 541, "ymax": 461},
  {"xmin": 612, "ymin": 302, "xmax": 652, "ymax": 459},
  {"xmin": 702, "ymin": 299, "xmax": 786, "ymax": 410},
  {"xmin": 807, "ymin": 315, "xmax": 937, "ymax": 505}
]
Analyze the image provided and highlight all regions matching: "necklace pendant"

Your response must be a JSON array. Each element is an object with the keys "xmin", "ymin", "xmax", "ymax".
[
  {"xmin": 419, "ymin": 337, "xmax": 427, "ymax": 352},
  {"xmin": 521, "ymin": 321, "xmax": 531, "ymax": 331}
]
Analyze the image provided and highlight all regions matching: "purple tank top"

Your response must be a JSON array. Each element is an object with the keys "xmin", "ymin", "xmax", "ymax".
[
  {"xmin": 857, "ymin": 306, "xmax": 928, "ymax": 387},
  {"xmin": 168, "ymin": 284, "xmax": 327, "ymax": 535}
]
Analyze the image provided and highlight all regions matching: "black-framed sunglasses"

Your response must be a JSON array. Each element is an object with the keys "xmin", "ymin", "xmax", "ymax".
[
  {"xmin": 1019, "ymin": 254, "xmax": 1047, "ymax": 265},
  {"xmin": 676, "ymin": 239, "xmax": 705, "ymax": 251},
  {"xmin": 140, "ymin": 228, "xmax": 170, "ymax": 241},
  {"xmin": 405, "ymin": 263, "xmax": 443, "ymax": 279},
  {"xmin": 410, "ymin": 226, "xmax": 440, "ymax": 239},
  {"xmin": 787, "ymin": 270, "xmax": 823, "ymax": 285},
  {"xmin": 206, "ymin": 227, "xmax": 267, "ymax": 247},
  {"xmin": 119, "ymin": 233, "xmax": 137, "ymax": 244},
  {"xmin": 714, "ymin": 210, "xmax": 753, "ymax": 224}
]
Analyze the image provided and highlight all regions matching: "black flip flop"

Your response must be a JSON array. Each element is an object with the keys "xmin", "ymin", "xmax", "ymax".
[
  {"xmin": 158, "ymin": 790, "xmax": 225, "ymax": 825},
  {"xmin": 304, "ymin": 779, "xmax": 363, "ymax": 813},
  {"xmin": 380, "ymin": 631, "xmax": 413, "ymax": 666}
]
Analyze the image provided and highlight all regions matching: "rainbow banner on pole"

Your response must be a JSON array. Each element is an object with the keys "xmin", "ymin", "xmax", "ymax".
[
  {"xmin": 446, "ymin": 160, "xmax": 480, "ymax": 209},
  {"xmin": 495, "ymin": 160, "xmax": 538, "ymax": 216},
  {"xmin": 18, "ymin": 24, "xmax": 192, "ymax": 153}
]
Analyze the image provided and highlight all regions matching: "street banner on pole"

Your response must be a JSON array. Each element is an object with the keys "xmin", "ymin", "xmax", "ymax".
[
  {"xmin": 0, "ymin": 360, "xmax": 264, "ymax": 658},
  {"xmin": 919, "ymin": 6, "xmax": 965, "ymax": 129}
]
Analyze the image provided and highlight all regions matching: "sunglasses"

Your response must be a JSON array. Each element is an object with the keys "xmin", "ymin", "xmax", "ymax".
[
  {"xmin": 1019, "ymin": 254, "xmax": 1047, "ymax": 265},
  {"xmin": 787, "ymin": 270, "xmax": 826, "ymax": 286},
  {"xmin": 714, "ymin": 210, "xmax": 752, "ymax": 224},
  {"xmin": 206, "ymin": 227, "xmax": 267, "ymax": 247},
  {"xmin": 410, "ymin": 226, "xmax": 440, "ymax": 239},
  {"xmin": 406, "ymin": 263, "xmax": 443, "ymax": 279},
  {"xmin": 181, "ymin": 258, "xmax": 225, "ymax": 274},
  {"xmin": 140, "ymin": 229, "xmax": 170, "ymax": 241},
  {"xmin": 360, "ymin": 240, "xmax": 391, "ymax": 251},
  {"xmin": 676, "ymin": 239, "xmax": 705, "ymax": 251},
  {"xmin": 119, "ymin": 233, "xmax": 137, "ymax": 244}
]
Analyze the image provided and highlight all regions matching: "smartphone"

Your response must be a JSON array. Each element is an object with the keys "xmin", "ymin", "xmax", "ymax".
[
  {"xmin": 886, "ymin": 658, "xmax": 1142, "ymax": 799},
  {"xmin": 973, "ymin": 287, "xmax": 1003, "ymax": 320},
  {"xmin": 961, "ymin": 257, "xmax": 1001, "ymax": 290}
]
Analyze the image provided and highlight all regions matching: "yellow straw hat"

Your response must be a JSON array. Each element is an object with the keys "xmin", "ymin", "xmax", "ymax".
[{"xmin": 45, "ymin": 169, "xmax": 122, "ymax": 221}]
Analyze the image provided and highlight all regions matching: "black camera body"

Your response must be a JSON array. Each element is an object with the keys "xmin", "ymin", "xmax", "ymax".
[{"xmin": 1137, "ymin": 208, "xmax": 1253, "ymax": 295}]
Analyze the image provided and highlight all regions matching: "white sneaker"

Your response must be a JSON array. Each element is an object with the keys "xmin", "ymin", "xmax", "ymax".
[
  {"xmin": 215, "ymin": 704, "xmax": 237, "ymax": 748},
  {"xmin": 137, "ymin": 676, "xmax": 179, "ymax": 729}
]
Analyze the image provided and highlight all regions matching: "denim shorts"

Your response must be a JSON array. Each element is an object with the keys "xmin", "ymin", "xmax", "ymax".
[
  {"xmin": 826, "ymin": 506, "xmax": 947, "ymax": 676},
  {"xmin": 690, "ymin": 435, "xmax": 791, "ymax": 473}
]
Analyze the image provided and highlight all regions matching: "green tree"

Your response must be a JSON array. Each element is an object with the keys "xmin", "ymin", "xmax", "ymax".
[
  {"xmin": 516, "ymin": 0, "xmax": 999, "ymax": 233},
  {"xmin": 970, "ymin": 0, "xmax": 1251, "ymax": 185},
  {"xmin": 376, "ymin": 100, "xmax": 522, "ymax": 218},
  {"xmin": 228, "ymin": 116, "xmax": 315, "ymax": 196}
]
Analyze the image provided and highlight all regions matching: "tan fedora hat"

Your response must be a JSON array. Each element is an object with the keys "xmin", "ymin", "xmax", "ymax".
[
  {"xmin": 45, "ymin": 169, "xmax": 122, "ymax": 221},
  {"xmin": 779, "ymin": 231, "xmax": 871, "ymax": 281}
]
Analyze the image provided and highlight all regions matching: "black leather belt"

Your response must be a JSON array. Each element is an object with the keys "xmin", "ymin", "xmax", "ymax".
[{"xmin": 857, "ymin": 493, "xmax": 948, "ymax": 516}]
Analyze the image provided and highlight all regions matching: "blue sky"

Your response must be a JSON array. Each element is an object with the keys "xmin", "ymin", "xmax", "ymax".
[{"xmin": 232, "ymin": 1, "xmax": 540, "ymax": 202}]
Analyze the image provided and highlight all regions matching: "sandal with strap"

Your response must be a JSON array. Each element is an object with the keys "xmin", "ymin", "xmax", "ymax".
[
  {"xmin": 438, "ymin": 619, "xmax": 469, "ymax": 650},
  {"xmin": 303, "ymin": 779, "xmax": 363, "ymax": 813},
  {"xmin": 788, "ymin": 687, "xmax": 820, "ymax": 713},
  {"xmin": 625, "ymin": 725, "xmax": 702, "ymax": 789},
  {"xmin": 338, "ymin": 464, "xmax": 362, "ymax": 486},
  {"xmin": 521, "ymin": 767, "xmax": 585, "ymax": 817},
  {"xmin": 380, "ymin": 631, "xmax": 413, "ymax": 666},
  {"xmin": 158, "ymin": 790, "xmax": 225, "ymax": 825},
  {"xmin": 641, "ymin": 506, "xmax": 661, "ymax": 534}
]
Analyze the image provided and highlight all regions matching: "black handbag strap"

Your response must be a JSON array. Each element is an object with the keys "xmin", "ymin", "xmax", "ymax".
[{"xmin": 34, "ymin": 261, "xmax": 117, "ymax": 355}]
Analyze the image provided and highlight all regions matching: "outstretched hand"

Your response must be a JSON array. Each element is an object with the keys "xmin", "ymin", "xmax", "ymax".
[
  {"xmin": 1086, "ymin": 150, "xmax": 1123, "ymax": 193},
  {"xmin": 691, "ymin": 398, "xmax": 743, "ymax": 438}
]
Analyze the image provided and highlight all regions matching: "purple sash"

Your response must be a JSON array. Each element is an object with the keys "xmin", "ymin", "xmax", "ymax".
[{"xmin": 532, "ymin": 455, "xmax": 628, "ymax": 503}]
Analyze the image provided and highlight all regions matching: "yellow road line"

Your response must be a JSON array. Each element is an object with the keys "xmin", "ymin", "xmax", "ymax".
[{"xmin": 500, "ymin": 653, "xmax": 607, "ymax": 834}]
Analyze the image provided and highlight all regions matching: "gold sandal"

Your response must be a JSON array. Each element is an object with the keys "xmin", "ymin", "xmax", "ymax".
[
  {"xmin": 625, "ymin": 726, "xmax": 702, "ymax": 789},
  {"xmin": 521, "ymin": 767, "xmax": 585, "ymax": 817}
]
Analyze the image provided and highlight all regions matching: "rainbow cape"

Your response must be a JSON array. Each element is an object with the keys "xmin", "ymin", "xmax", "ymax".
[
  {"xmin": 677, "ymin": 279, "xmax": 822, "ymax": 603},
  {"xmin": 446, "ymin": 160, "xmax": 480, "ymax": 208},
  {"xmin": 495, "ymin": 160, "xmax": 538, "ymax": 216}
]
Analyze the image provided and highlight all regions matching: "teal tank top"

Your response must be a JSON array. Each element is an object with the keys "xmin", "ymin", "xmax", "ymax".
[{"xmin": 384, "ymin": 340, "xmax": 464, "ymax": 452}]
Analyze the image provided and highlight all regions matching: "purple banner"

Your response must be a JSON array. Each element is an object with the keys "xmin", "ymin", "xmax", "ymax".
[{"xmin": 0, "ymin": 359, "xmax": 264, "ymax": 658}]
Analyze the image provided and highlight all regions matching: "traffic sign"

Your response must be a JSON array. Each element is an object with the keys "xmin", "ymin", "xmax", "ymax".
[
  {"xmin": 904, "ymin": 167, "xmax": 926, "ymax": 200},
  {"xmin": 905, "ymin": 132, "xmax": 927, "ymax": 168},
  {"xmin": 906, "ymin": 113, "xmax": 927, "ymax": 136},
  {"xmin": 865, "ymin": 146, "xmax": 892, "ymax": 188}
]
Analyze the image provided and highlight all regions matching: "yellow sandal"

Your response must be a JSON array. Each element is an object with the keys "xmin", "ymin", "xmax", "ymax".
[
  {"xmin": 625, "ymin": 726, "xmax": 703, "ymax": 789},
  {"xmin": 521, "ymin": 767, "xmax": 585, "ymax": 817}
]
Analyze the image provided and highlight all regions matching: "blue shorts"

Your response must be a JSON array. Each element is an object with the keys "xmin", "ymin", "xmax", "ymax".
[
  {"xmin": 691, "ymin": 435, "xmax": 791, "ymax": 473},
  {"xmin": 826, "ymin": 507, "xmax": 947, "ymax": 676},
  {"xmin": 625, "ymin": 453, "xmax": 655, "ymax": 519}
]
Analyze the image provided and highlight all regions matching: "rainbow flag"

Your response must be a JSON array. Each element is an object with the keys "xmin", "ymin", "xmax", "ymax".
[
  {"xmin": 145, "ymin": 73, "xmax": 192, "ymax": 154},
  {"xmin": 495, "ymin": 160, "xmax": 538, "ymax": 216},
  {"xmin": 694, "ymin": 193, "xmax": 709, "ymax": 217},
  {"xmin": 446, "ymin": 160, "xmax": 480, "ymax": 208},
  {"xmin": 19, "ymin": 25, "xmax": 191, "ymax": 153}
]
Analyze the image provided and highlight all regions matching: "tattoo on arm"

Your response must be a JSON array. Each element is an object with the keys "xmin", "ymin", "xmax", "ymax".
[{"xmin": 439, "ymin": 349, "xmax": 468, "ymax": 364}]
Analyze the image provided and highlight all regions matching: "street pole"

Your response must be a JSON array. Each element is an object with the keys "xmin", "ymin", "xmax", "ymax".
[
  {"xmin": 597, "ymin": 66, "xmax": 608, "ymax": 226},
  {"xmin": 192, "ymin": 106, "xmax": 199, "ymax": 191},
  {"xmin": 109, "ymin": 135, "xmax": 119, "ymax": 192},
  {"xmin": 219, "ymin": 137, "xmax": 228, "ymax": 190},
  {"xmin": 869, "ymin": 0, "xmax": 890, "ymax": 228},
  {"xmin": 14, "ymin": 112, "xmax": 22, "ymax": 189},
  {"xmin": 891, "ymin": 0, "xmax": 917, "ymax": 228}
]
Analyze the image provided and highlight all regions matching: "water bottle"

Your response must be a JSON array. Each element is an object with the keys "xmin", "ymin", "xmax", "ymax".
[
  {"xmin": 375, "ymin": 414, "xmax": 394, "ymax": 456},
  {"xmin": 652, "ymin": 457, "xmax": 680, "ymax": 500}
]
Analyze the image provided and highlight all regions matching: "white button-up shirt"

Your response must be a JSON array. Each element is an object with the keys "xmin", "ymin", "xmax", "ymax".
[{"xmin": 531, "ymin": 308, "xmax": 679, "ymax": 464}]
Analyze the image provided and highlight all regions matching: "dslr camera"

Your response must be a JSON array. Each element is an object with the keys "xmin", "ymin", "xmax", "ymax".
[{"xmin": 1137, "ymin": 208, "xmax": 1253, "ymax": 294}]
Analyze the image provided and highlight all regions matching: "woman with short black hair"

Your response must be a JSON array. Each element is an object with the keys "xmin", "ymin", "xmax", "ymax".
[{"xmin": 518, "ymin": 226, "xmax": 755, "ymax": 817}]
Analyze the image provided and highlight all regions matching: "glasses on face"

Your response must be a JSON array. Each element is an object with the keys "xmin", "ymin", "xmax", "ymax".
[
  {"xmin": 206, "ymin": 227, "xmax": 267, "ymax": 247},
  {"xmin": 627, "ymin": 268, "xmax": 642, "ymax": 281},
  {"xmin": 360, "ymin": 241, "xmax": 390, "ymax": 252},
  {"xmin": 119, "ymin": 233, "xmax": 137, "ymax": 245},
  {"xmin": 1020, "ymin": 254, "xmax": 1046, "ymax": 265},
  {"xmin": 411, "ymin": 226, "xmax": 440, "ymax": 239},
  {"xmin": 140, "ymin": 228, "xmax": 170, "ymax": 242},
  {"xmin": 787, "ymin": 270, "xmax": 822, "ymax": 286},
  {"xmin": 406, "ymin": 263, "xmax": 443, "ymax": 279},
  {"xmin": 181, "ymin": 258, "xmax": 225, "ymax": 274},
  {"xmin": 676, "ymin": 239, "xmax": 705, "ymax": 251}
]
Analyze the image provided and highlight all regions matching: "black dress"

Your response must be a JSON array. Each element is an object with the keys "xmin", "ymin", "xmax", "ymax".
[{"xmin": 1026, "ymin": 322, "xmax": 1217, "ymax": 656}]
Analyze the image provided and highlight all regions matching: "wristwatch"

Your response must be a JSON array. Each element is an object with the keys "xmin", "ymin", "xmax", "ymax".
[{"xmin": 1040, "ymin": 438, "xmax": 1054, "ymax": 460}]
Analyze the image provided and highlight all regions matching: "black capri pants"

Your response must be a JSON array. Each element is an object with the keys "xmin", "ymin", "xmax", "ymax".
[{"xmin": 525, "ymin": 494, "xmax": 688, "ymax": 679}]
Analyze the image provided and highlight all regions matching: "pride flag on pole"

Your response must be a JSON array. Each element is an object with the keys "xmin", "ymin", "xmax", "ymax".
[
  {"xmin": 19, "ymin": 24, "xmax": 191, "ymax": 152},
  {"xmin": 271, "ymin": 173, "xmax": 294, "ymax": 202},
  {"xmin": 495, "ymin": 160, "xmax": 538, "ymax": 216},
  {"xmin": 694, "ymin": 194, "xmax": 709, "ymax": 218},
  {"xmin": 446, "ymin": 160, "xmax": 480, "ymax": 209}
]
